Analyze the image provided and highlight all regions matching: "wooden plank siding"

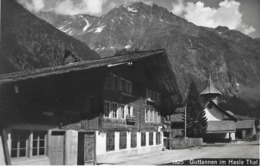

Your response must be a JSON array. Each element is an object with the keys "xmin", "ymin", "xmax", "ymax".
[{"xmin": 101, "ymin": 67, "xmax": 163, "ymax": 132}]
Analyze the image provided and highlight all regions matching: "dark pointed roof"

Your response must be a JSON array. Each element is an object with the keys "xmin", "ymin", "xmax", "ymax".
[{"xmin": 200, "ymin": 75, "xmax": 222, "ymax": 95}]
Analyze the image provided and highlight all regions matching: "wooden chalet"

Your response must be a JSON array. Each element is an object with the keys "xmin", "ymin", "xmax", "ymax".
[{"xmin": 0, "ymin": 49, "xmax": 182, "ymax": 165}]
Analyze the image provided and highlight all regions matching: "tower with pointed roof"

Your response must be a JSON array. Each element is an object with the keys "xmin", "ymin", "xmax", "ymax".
[{"xmin": 200, "ymin": 75, "xmax": 221, "ymax": 105}]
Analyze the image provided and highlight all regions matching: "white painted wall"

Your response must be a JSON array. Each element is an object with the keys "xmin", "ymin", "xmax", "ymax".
[
  {"xmin": 65, "ymin": 130, "xmax": 78, "ymax": 165},
  {"xmin": 96, "ymin": 131, "xmax": 163, "ymax": 157},
  {"xmin": 126, "ymin": 132, "xmax": 131, "ymax": 149},
  {"xmin": 230, "ymin": 133, "xmax": 235, "ymax": 140},
  {"xmin": 204, "ymin": 105, "xmax": 224, "ymax": 121},
  {"xmin": 153, "ymin": 132, "xmax": 156, "ymax": 146},
  {"xmin": 96, "ymin": 131, "xmax": 106, "ymax": 155},
  {"xmin": 137, "ymin": 132, "xmax": 141, "ymax": 148},
  {"xmin": 115, "ymin": 132, "xmax": 119, "ymax": 151},
  {"xmin": 145, "ymin": 132, "xmax": 149, "ymax": 146}
]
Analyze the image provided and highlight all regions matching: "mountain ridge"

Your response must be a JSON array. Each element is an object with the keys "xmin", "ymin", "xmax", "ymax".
[
  {"xmin": 17, "ymin": 2, "xmax": 260, "ymax": 117},
  {"xmin": 0, "ymin": 0, "xmax": 100, "ymax": 74}
]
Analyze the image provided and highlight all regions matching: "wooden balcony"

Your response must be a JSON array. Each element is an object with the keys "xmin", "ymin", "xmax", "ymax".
[{"xmin": 126, "ymin": 116, "xmax": 136, "ymax": 124}]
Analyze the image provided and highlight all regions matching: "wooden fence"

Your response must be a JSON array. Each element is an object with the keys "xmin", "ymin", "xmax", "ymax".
[{"xmin": 170, "ymin": 138, "xmax": 203, "ymax": 149}]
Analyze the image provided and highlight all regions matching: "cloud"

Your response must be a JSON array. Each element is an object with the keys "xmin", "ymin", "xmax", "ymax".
[
  {"xmin": 172, "ymin": 0, "xmax": 185, "ymax": 16},
  {"xmin": 242, "ymin": 25, "xmax": 256, "ymax": 35},
  {"xmin": 17, "ymin": 0, "xmax": 45, "ymax": 12},
  {"xmin": 17, "ymin": 0, "xmax": 107, "ymax": 16},
  {"xmin": 171, "ymin": 0, "xmax": 256, "ymax": 35},
  {"xmin": 55, "ymin": 0, "xmax": 106, "ymax": 16}
]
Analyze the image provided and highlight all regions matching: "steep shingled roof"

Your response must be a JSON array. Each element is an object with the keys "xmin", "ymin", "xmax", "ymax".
[
  {"xmin": 236, "ymin": 120, "xmax": 255, "ymax": 129},
  {"xmin": 207, "ymin": 121, "xmax": 236, "ymax": 133},
  {"xmin": 200, "ymin": 75, "xmax": 222, "ymax": 95}
]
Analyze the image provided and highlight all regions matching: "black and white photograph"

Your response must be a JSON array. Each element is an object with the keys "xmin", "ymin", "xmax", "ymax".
[{"xmin": 0, "ymin": 0, "xmax": 259, "ymax": 165}]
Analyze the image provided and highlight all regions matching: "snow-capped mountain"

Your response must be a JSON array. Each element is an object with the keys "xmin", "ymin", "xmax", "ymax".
[{"xmin": 34, "ymin": 2, "xmax": 260, "ymax": 117}]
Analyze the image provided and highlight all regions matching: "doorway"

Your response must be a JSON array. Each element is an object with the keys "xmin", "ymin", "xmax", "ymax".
[{"xmin": 77, "ymin": 132, "xmax": 96, "ymax": 165}]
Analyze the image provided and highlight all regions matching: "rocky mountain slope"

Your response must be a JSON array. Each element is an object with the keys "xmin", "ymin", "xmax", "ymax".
[
  {"xmin": 27, "ymin": 2, "xmax": 260, "ymax": 117},
  {"xmin": 0, "ymin": 0, "xmax": 100, "ymax": 74}
]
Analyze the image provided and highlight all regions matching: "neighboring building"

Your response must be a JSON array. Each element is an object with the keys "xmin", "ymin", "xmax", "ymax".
[
  {"xmin": 200, "ymin": 76, "xmax": 237, "ymax": 143},
  {"xmin": 0, "ymin": 50, "xmax": 182, "ymax": 165},
  {"xmin": 170, "ymin": 108, "xmax": 184, "ymax": 138},
  {"xmin": 236, "ymin": 120, "xmax": 256, "ymax": 139}
]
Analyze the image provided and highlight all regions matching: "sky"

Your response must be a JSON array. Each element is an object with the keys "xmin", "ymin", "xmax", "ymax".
[{"xmin": 17, "ymin": 0, "xmax": 260, "ymax": 38}]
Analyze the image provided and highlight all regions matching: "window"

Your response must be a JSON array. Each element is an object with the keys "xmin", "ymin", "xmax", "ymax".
[
  {"xmin": 113, "ymin": 75, "xmax": 118, "ymax": 91},
  {"xmin": 149, "ymin": 132, "xmax": 153, "ymax": 146},
  {"xmin": 131, "ymin": 132, "xmax": 137, "ymax": 148},
  {"xmin": 146, "ymin": 89, "xmax": 161, "ymax": 104},
  {"xmin": 154, "ymin": 112, "xmax": 158, "ymax": 122},
  {"xmin": 104, "ymin": 101, "xmax": 110, "ymax": 117},
  {"xmin": 126, "ymin": 105, "xmax": 133, "ymax": 117},
  {"xmin": 156, "ymin": 132, "xmax": 161, "ymax": 145},
  {"xmin": 141, "ymin": 132, "xmax": 146, "ymax": 147},
  {"xmin": 104, "ymin": 74, "xmax": 111, "ymax": 89},
  {"xmin": 11, "ymin": 130, "xmax": 30, "ymax": 158},
  {"xmin": 112, "ymin": 103, "xmax": 118, "ymax": 118},
  {"xmin": 119, "ymin": 132, "xmax": 127, "ymax": 149},
  {"xmin": 106, "ymin": 132, "xmax": 115, "ymax": 151},
  {"xmin": 150, "ymin": 110, "xmax": 153, "ymax": 122},
  {"xmin": 145, "ymin": 109, "xmax": 149, "ymax": 122},
  {"xmin": 104, "ymin": 73, "xmax": 132, "ymax": 95},
  {"xmin": 125, "ymin": 81, "xmax": 132, "ymax": 94},
  {"xmin": 121, "ymin": 78, "xmax": 125, "ymax": 92},
  {"xmin": 32, "ymin": 131, "xmax": 47, "ymax": 156},
  {"xmin": 11, "ymin": 130, "xmax": 47, "ymax": 158},
  {"xmin": 118, "ymin": 77, "xmax": 123, "ymax": 91},
  {"xmin": 120, "ymin": 105, "xmax": 125, "ymax": 119}
]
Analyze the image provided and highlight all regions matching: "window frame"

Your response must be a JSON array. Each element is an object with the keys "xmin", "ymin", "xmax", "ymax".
[
  {"xmin": 32, "ymin": 131, "xmax": 47, "ymax": 157},
  {"xmin": 10, "ymin": 130, "xmax": 47, "ymax": 159},
  {"xmin": 111, "ymin": 102, "xmax": 118, "ymax": 119},
  {"xmin": 104, "ymin": 101, "xmax": 111, "ymax": 118},
  {"xmin": 11, "ymin": 130, "xmax": 30, "ymax": 158}
]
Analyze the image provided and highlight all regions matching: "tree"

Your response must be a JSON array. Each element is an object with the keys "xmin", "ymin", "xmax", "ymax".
[{"xmin": 182, "ymin": 80, "xmax": 208, "ymax": 138}]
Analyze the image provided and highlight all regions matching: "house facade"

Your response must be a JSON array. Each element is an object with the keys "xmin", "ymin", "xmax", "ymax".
[
  {"xmin": 200, "ymin": 76, "xmax": 237, "ymax": 143},
  {"xmin": 0, "ymin": 50, "xmax": 182, "ymax": 165}
]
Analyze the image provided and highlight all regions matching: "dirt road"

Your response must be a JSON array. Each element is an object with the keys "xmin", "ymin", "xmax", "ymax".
[{"xmin": 98, "ymin": 141, "xmax": 259, "ymax": 165}]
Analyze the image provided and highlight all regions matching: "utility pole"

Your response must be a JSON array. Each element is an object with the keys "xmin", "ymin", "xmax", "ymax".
[{"xmin": 184, "ymin": 105, "xmax": 187, "ymax": 138}]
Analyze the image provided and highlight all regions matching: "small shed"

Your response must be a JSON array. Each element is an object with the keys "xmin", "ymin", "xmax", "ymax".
[{"xmin": 236, "ymin": 120, "xmax": 256, "ymax": 139}]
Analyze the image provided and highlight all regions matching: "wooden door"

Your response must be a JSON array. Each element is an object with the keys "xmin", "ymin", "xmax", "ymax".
[
  {"xmin": 78, "ymin": 132, "xmax": 95, "ymax": 165},
  {"xmin": 50, "ymin": 132, "xmax": 65, "ymax": 165}
]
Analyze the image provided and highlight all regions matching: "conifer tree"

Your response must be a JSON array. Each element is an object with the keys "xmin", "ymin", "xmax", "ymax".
[{"xmin": 182, "ymin": 80, "xmax": 208, "ymax": 138}]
